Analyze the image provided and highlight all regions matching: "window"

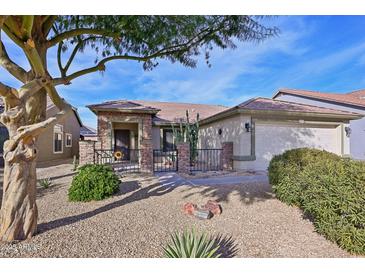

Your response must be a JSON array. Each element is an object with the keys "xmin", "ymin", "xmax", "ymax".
[
  {"xmin": 65, "ymin": 133, "xmax": 72, "ymax": 147},
  {"xmin": 53, "ymin": 124, "xmax": 63, "ymax": 153}
]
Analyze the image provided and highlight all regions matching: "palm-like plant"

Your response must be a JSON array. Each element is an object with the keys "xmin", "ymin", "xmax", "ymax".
[{"xmin": 163, "ymin": 229, "xmax": 220, "ymax": 258}]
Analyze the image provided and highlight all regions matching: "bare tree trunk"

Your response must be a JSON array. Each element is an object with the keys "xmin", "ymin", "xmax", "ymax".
[
  {"xmin": 0, "ymin": 138, "xmax": 38, "ymax": 241},
  {"xmin": 0, "ymin": 95, "xmax": 40, "ymax": 241}
]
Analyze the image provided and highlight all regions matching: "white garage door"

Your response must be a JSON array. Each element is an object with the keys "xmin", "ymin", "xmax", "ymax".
[{"xmin": 253, "ymin": 122, "xmax": 341, "ymax": 170}]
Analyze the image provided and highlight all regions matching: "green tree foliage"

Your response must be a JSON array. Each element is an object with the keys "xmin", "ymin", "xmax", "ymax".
[{"xmin": 268, "ymin": 148, "xmax": 365, "ymax": 254}]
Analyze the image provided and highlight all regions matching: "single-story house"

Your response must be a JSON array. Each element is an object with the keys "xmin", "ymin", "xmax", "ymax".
[
  {"xmin": 87, "ymin": 100, "xmax": 227, "ymax": 152},
  {"xmin": 87, "ymin": 97, "xmax": 362, "ymax": 171},
  {"xmin": 0, "ymin": 97, "xmax": 82, "ymax": 167},
  {"xmin": 273, "ymin": 88, "xmax": 365, "ymax": 160}
]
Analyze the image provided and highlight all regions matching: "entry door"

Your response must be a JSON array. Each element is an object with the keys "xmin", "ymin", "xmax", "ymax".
[
  {"xmin": 114, "ymin": 129, "xmax": 130, "ymax": 160},
  {"xmin": 163, "ymin": 129, "xmax": 175, "ymax": 151}
]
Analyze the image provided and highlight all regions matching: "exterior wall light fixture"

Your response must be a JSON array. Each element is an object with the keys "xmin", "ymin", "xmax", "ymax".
[{"xmin": 345, "ymin": 126, "xmax": 352, "ymax": 137}]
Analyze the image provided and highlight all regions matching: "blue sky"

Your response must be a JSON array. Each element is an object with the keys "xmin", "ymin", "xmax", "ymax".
[{"xmin": 1, "ymin": 16, "xmax": 365, "ymax": 128}]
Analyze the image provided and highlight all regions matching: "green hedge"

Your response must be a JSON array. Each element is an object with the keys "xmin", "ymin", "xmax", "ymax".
[
  {"xmin": 268, "ymin": 148, "xmax": 365, "ymax": 254},
  {"xmin": 68, "ymin": 164, "xmax": 120, "ymax": 202}
]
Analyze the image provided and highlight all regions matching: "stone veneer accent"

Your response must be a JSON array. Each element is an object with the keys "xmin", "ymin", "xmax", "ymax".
[
  {"xmin": 177, "ymin": 142, "xmax": 190, "ymax": 174},
  {"xmin": 222, "ymin": 141, "xmax": 234, "ymax": 170},
  {"xmin": 97, "ymin": 111, "xmax": 153, "ymax": 173},
  {"xmin": 79, "ymin": 140, "xmax": 97, "ymax": 166}
]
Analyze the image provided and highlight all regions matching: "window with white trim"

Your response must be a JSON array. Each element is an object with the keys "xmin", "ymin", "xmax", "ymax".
[
  {"xmin": 53, "ymin": 124, "xmax": 63, "ymax": 153},
  {"xmin": 65, "ymin": 133, "xmax": 72, "ymax": 147}
]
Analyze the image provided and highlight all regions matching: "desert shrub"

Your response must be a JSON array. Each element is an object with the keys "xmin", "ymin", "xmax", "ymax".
[
  {"xmin": 268, "ymin": 148, "xmax": 365, "ymax": 254},
  {"xmin": 163, "ymin": 229, "xmax": 221, "ymax": 258},
  {"xmin": 38, "ymin": 178, "xmax": 52, "ymax": 189},
  {"xmin": 68, "ymin": 164, "xmax": 120, "ymax": 202}
]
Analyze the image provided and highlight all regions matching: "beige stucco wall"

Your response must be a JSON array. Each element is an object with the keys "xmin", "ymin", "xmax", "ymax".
[
  {"xmin": 235, "ymin": 121, "xmax": 345, "ymax": 171},
  {"xmin": 199, "ymin": 113, "xmax": 252, "ymax": 156},
  {"xmin": 200, "ymin": 114, "xmax": 347, "ymax": 171},
  {"xmin": 36, "ymin": 106, "xmax": 80, "ymax": 164}
]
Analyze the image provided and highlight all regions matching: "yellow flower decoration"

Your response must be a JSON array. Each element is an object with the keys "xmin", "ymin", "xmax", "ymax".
[{"xmin": 114, "ymin": 150, "xmax": 124, "ymax": 160}]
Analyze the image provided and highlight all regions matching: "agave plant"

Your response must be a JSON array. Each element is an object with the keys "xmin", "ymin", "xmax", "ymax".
[
  {"xmin": 38, "ymin": 178, "xmax": 52, "ymax": 189},
  {"xmin": 163, "ymin": 229, "xmax": 220, "ymax": 258}
]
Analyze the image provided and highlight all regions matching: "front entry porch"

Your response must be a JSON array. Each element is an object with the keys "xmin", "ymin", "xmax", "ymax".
[{"xmin": 94, "ymin": 112, "xmax": 154, "ymax": 173}]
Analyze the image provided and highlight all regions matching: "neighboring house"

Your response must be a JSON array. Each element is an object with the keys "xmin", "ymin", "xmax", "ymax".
[
  {"xmin": 0, "ymin": 97, "xmax": 82, "ymax": 167},
  {"xmin": 273, "ymin": 88, "xmax": 365, "ymax": 160},
  {"xmin": 80, "ymin": 125, "xmax": 97, "ymax": 141},
  {"xmin": 87, "ymin": 98, "xmax": 361, "ymax": 171}
]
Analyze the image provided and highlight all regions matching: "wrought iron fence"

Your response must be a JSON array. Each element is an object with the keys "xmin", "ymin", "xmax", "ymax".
[
  {"xmin": 190, "ymin": 149, "xmax": 223, "ymax": 172},
  {"xmin": 94, "ymin": 149, "xmax": 140, "ymax": 173},
  {"xmin": 153, "ymin": 149, "xmax": 178, "ymax": 172}
]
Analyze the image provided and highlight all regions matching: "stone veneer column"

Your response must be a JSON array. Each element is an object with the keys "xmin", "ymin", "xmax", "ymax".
[
  {"xmin": 222, "ymin": 141, "xmax": 233, "ymax": 171},
  {"xmin": 177, "ymin": 142, "xmax": 190, "ymax": 174},
  {"xmin": 79, "ymin": 140, "xmax": 96, "ymax": 166},
  {"xmin": 98, "ymin": 112, "xmax": 112, "ymax": 149},
  {"xmin": 140, "ymin": 115, "xmax": 153, "ymax": 173}
]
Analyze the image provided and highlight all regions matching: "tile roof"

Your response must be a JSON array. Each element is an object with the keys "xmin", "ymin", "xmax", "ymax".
[
  {"xmin": 87, "ymin": 100, "xmax": 160, "ymax": 113},
  {"xmin": 237, "ymin": 97, "xmax": 360, "ymax": 116},
  {"xmin": 274, "ymin": 88, "xmax": 365, "ymax": 108},
  {"xmin": 88, "ymin": 100, "xmax": 228, "ymax": 123},
  {"xmin": 80, "ymin": 125, "xmax": 97, "ymax": 137}
]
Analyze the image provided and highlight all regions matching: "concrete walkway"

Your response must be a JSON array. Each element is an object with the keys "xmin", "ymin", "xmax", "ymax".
[{"xmin": 156, "ymin": 172, "xmax": 269, "ymax": 186}]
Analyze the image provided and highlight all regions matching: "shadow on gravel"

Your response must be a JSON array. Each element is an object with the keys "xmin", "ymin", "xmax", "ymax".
[
  {"xmin": 37, "ymin": 178, "xmax": 178, "ymax": 235},
  {"xmin": 37, "ymin": 184, "xmax": 64, "ymax": 198},
  {"xmin": 214, "ymin": 234, "xmax": 239, "ymax": 258},
  {"xmin": 181, "ymin": 181, "xmax": 275, "ymax": 205},
  {"xmin": 38, "ymin": 172, "xmax": 77, "ymax": 181}
]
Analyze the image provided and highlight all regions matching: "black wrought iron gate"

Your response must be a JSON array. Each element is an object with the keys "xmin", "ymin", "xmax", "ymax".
[{"xmin": 153, "ymin": 149, "xmax": 178, "ymax": 172}]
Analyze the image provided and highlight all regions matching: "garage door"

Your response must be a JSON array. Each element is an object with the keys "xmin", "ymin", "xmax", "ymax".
[{"xmin": 254, "ymin": 122, "xmax": 340, "ymax": 170}]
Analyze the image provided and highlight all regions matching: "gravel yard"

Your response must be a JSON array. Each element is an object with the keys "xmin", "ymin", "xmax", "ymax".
[{"xmin": 0, "ymin": 164, "xmax": 351, "ymax": 258}]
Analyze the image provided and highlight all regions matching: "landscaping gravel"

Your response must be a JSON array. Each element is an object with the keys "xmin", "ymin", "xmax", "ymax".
[{"xmin": 0, "ymin": 164, "xmax": 352, "ymax": 258}]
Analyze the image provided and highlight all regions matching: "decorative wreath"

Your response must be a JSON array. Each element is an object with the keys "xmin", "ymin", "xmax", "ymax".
[{"xmin": 114, "ymin": 150, "xmax": 124, "ymax": 160}]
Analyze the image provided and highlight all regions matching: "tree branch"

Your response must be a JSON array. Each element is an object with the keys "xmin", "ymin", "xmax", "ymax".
[
  {"xmin": 18, "ymin": 77, "xmax": 50, "ymax": 101},
  {"xmin": 13, "ymin": 105, "xmax": 71, "ymax": 150},
  {"xmin": 63, "ymin": 37, "xmax": 84, "ymax": 73},
  {"xmin": 52, "ymin": 54, "xmax": 150, "ymax": 85},
  {"xmin": 20, "ymin": 16, "xmax": 34, "ymax": 39},
  {"xmin": 0, "ymin": 41, "xmax": 28, "ymax": 83},
  {"xmin": 0, "ymin": 81, "xmax": 15, "ymax": 97},
  {"xmin": 57, "ymin": 41, "xmax": 65, "ymax": 76},
  {"xmin": 52, "ymin": 21, "xmax": 231, "ymax": 86},
  {"xmin": 0, "ymin": 16, "xmax": 8, "ymax": 27},
  {"xmin": 0, "ymin": 81, "xmax": 20, "ymax": 108},
  {"xmin": 2, "ymin": 24, "xmax": 24, "ymax": 49},
  {"xmin": 23, "ymin": 38, "xmax": 46, "ymax": 76},
  {"xmin": 42, "ymin": 15, "xmax": 58, "ymax": 35},
  {"xmin": 47, "ymin": 28, "xmax": 120, "ymax": 48}
]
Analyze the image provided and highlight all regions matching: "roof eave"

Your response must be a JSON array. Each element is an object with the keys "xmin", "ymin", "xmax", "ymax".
[
  {"xmin": 87, "ymin": 106, "xmax": 160, "ymax": 115},
  {"xmin": 240, "ymin": 109, "xmax": 363, "ymax": 121},
  {"xmin": 273, "ymin": 90, "xmax": 365, "ymax": 109},
  {"xmin": 272, "ymin": 89, "xmax": 284, "ymax": 99},
  {"xmin": 199, "ymin": 107, "xmax": 363, "ymax": 125}
]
